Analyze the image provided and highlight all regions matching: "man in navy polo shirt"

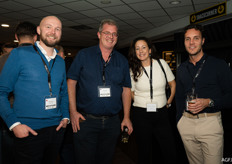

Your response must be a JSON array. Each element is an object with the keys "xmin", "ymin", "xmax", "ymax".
[{"xmin": 67, "ymin": 19, "xmax": 133, "ymax": 164}]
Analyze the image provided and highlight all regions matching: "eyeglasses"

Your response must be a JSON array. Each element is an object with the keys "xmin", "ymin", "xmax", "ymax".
[{"xmin": 101, "ymin": 31, "xmax": 118, "ymax": 37}]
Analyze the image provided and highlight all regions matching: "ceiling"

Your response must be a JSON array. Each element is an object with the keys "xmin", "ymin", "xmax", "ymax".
[{"xmin": 0, "ymin": 0, "xmax": 229, "ymax": 48}]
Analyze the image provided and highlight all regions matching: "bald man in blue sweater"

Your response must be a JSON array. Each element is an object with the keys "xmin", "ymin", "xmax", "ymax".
[{"xmin": 0, "ymin": 16, "xmax": 69, "ymax": 164}]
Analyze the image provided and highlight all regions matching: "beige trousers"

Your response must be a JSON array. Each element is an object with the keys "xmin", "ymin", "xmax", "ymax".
[{"xmin": 177, "ymin": 113, "xmax": 223, "ymax": 164}]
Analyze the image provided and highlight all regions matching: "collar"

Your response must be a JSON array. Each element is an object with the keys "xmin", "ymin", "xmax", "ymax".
[
  {"xmin": 188, "ymin": 53, "xmax": 207, "ymax": 66},
  {"xmin": 97, "ymin": 44, "xmax": 114, "ymax": 57},
  {"xmin": 35, "ymin": 41, "xmax": 57, "ymax": 62},
  {"xmin": 19, "ymin": 43, "xmax": 33, "ymax": 47}
]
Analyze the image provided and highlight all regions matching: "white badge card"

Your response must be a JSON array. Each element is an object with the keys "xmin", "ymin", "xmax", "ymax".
[
  {"xmin": 146, "ymin": 103, "xmax": 157, "ymax": 112},
  {"xmin": 98, "ymin": 86, "xmax": 111, "ymax": 97},
  {"xmin": 45, "ymin": 95, "xmax": 57, "ymax": 110}
]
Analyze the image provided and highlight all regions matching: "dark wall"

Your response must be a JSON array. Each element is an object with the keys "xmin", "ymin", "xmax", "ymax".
[
  {"xmin": 118, "ymin": 18, "xmax": 232, "ymax": 69},
  {"xmin": 154, "ymin": 41, "xmax": 175, "ymax": 54},
  {"xmin": 117, "ymin": 47, "xmax": 130, "ymax": 59}
]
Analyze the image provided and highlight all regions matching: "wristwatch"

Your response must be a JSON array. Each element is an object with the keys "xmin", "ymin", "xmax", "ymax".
[{"xmin": 209, "ymin": 99, "xmax": 214, "ymax": 107}]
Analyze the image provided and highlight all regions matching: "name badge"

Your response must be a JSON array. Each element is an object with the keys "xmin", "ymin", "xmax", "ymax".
[
  {"xmin": 146, "ymin": 103, "xmax": 157, "ymax": 112},
  {"xmin": 45, "ymin": 95, "xmax": 57, "ymax": 110},
  {"xmin": 98, "ymin": 86, "xmax": 111, "ymax": 97}
]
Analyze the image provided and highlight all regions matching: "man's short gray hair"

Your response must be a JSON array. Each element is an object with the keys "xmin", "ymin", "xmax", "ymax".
[{"xmin": 98, "ymin": 19, "xmax": 119, "ymax": 32}]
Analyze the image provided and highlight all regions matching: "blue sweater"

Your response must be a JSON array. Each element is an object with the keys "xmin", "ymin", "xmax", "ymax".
[{"xmin": 0, "ymin": 44, "xmax": 69, "ymax": 130}]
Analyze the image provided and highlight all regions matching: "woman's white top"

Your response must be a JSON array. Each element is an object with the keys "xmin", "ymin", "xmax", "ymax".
[{"xmin": 130, "ymin": 59, "xmax": 175, "ymax": 108}]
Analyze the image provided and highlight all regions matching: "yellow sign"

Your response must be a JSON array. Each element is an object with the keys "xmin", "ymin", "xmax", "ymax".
[
  {"xmin": 162, "ymin": 51, "xmax": 176, "ymax": 71},
  {"xmin": 190, "ymin": 1, "xmax": 226, "ymax": 24}
]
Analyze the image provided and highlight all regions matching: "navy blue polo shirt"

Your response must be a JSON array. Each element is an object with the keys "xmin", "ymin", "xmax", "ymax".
[
  {"xmin": 67, "ymin": 45, "xmax": 131, "ymax": 115},
  {"xmin": 175, "ymin": 54, "xmax": 232, "ymax": 122}
]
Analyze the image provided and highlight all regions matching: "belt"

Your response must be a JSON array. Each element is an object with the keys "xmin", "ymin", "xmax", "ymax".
[
  {"xmin": 183, "ymin": 111, "xmax": 220, "ymax": 119},
  {"xmin": 133, "ymin": 106, "xmax": 167, "ymax": 112},
  {"xmin": 81, "ymin": 112, "xmax": 117, "ymax": 120}
]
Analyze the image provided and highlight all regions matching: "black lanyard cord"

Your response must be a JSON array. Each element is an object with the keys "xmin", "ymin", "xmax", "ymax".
[
  {"xmin": 102, "ymin": 53, "xmax": 112, "ymax": 86},
  {"xmin": 33, "ymin": 45, "xmax": 56, "ymax": 96},
  {"xmin": 142, "ymin": 59, "xmax": 153, "ymax": 100},
  {"xmin": 187, "ymin": 57, "xmax": 207, "ymax": 94}
]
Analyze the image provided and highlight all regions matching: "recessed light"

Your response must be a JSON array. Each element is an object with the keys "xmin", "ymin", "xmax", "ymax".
[
  {"xmin": 1, "ymin": 24, "xmax": 10, "ymax": 27},
  {"xmin": 169, "ymin": 1, "xmax": 181, "ymax": 5},
  {"xmin": 101, "ymin": 0, "xmax": 111, "ymax": 4}
]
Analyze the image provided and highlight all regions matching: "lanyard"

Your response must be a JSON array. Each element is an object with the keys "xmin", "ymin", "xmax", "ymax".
[
  {"xmin": 19, "ymin": 43, "xmax": 33, "ymax": 47},
  {"xmin": 187, "ymin": 58, "xmax": 206, "ymax": 94},
  {"xmin": 33, "ymin": 45, "xmax": 56, "ymax": 96},
  {"xmin": 142, "ymin": 59, "xmax": 153, "ymax": 100},
  {"xmin": 101, "ymin": 53, "xmax": 112, "ymax": 86}
]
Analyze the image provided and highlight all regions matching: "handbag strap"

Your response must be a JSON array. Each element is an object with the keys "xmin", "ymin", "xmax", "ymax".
[{"xmin": 157, "ymin": 59, "xmax": 168, "ymax": 85}]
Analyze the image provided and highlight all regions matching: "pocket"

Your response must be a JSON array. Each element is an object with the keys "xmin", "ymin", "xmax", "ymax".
[
  {"xmin": 79, "ymin": 118, "xmax": 86, "ymax": 123},
  {"xmin": 177, "ymin": 116, "xmax": 183, "ymax": 130},
  {"xmin": 215, "ymin": 115, "xmax": 224, "ymax": 134},
  {"xmin": 110, "ymin": 67, "xmax": 123, "ymax": 84}
]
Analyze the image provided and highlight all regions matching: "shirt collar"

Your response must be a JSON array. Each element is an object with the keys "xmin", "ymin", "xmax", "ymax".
[
  {"xmin": 97, "ymin": 44, "xmax": 115, "ymax": 57},
  {"xmin": 188, "ymin": 53, "xmax": 207, "ymax": 66},
  {"xmin": 19, "ymin": 43, "xmax": 33, "ymax": 47},
  {"xmin": 35, "ymin": 41, "xmax": 57, "ymax": 62}
]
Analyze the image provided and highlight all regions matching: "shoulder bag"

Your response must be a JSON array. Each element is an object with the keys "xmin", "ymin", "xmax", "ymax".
[{"xmin": 157, "ymin": 59, "xmax": 171, "ymax": 100}]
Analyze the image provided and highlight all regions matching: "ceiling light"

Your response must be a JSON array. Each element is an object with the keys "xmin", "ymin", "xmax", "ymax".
[
  {"xmin": 14, "ymin": 40, "xmax": 19, "ymax": 43},
  {"xmin": 1, "ymin": 24, "xmax": 10, "ymax": 27},
  {"xmin": 101, "ymin": 0, "xmax": 111, "ymax": 4},
  {"xmin": 169, "ymin": 1, "xmax": 181, "ymax": 5}
]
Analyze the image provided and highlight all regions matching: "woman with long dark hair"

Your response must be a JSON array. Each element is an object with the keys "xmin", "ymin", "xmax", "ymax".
[{"xmin": 128, "ymin": 37, "xmax": 177, "ymax": 164}]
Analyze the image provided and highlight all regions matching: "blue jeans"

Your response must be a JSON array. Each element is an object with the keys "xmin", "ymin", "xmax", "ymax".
[
  {"xmin": 1, "ymin": 129, "xmax": 14, "ymax": 164},
  {"xmin": 14, "ymin": 125, "xmax": 65, "ymax": 164},
  {"xmin": 0, "ymin": 129, "xmax": 2, "ymax": 164},
  {"xmin": 0, "ymin": 118, "xmax": 14, "ymax": 164},
  {"xmin": 60, "ymin": 124, "xmax": 75, "ymax": 164},
  {"xmin": 73, "ymin": 114, "xmax": 120, "ymax": 164}
]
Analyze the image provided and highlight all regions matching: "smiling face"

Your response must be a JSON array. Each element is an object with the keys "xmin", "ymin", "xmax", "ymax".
[
  {"xmin": 37, "ymin": 16, "xmax": 62, "ymax": 48},
  {"xmin": 97, "ymin": 23, "xmax": 118, "ymax": 51},
  {"xmin": 135, "ymin": 40, "xmax": 151, "ymax": 65},
  {"xmin": 184, "ymin": 28, "xmax": 205, "ymax": 57}
]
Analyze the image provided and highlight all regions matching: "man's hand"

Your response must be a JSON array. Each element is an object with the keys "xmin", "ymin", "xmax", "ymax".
[
  {"xmin": 70, "ymin": 111, "xmax": 86, "ymax": 133},
  {"xmin": 12, "ymin": 124, "xmax": 38, "ymax": 138},
  {"xmin": 56, "ymin": 118, "xmax": 69, "ymax": 131},
  {"xmin": 121, "ymin": 117, "xmax": 133, "ymax": 135},
  {"xmin": 188, "ymin": 98, "xmax": 210, "ymax": 114}
]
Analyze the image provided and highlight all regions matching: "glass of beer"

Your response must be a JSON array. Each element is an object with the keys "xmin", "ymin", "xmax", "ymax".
[{"xmin": 186, "ymin": 92, "xmax": 197, "ymax": 110}]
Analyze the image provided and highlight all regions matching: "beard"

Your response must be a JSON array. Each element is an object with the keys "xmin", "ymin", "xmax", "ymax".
[
  {"xmin": 187, "ymin": 46, "xmax": 202, "ymax": 57},
  {"xmin": 40, "ymin": 35, "xmax": 60, "ymax": 47}
]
